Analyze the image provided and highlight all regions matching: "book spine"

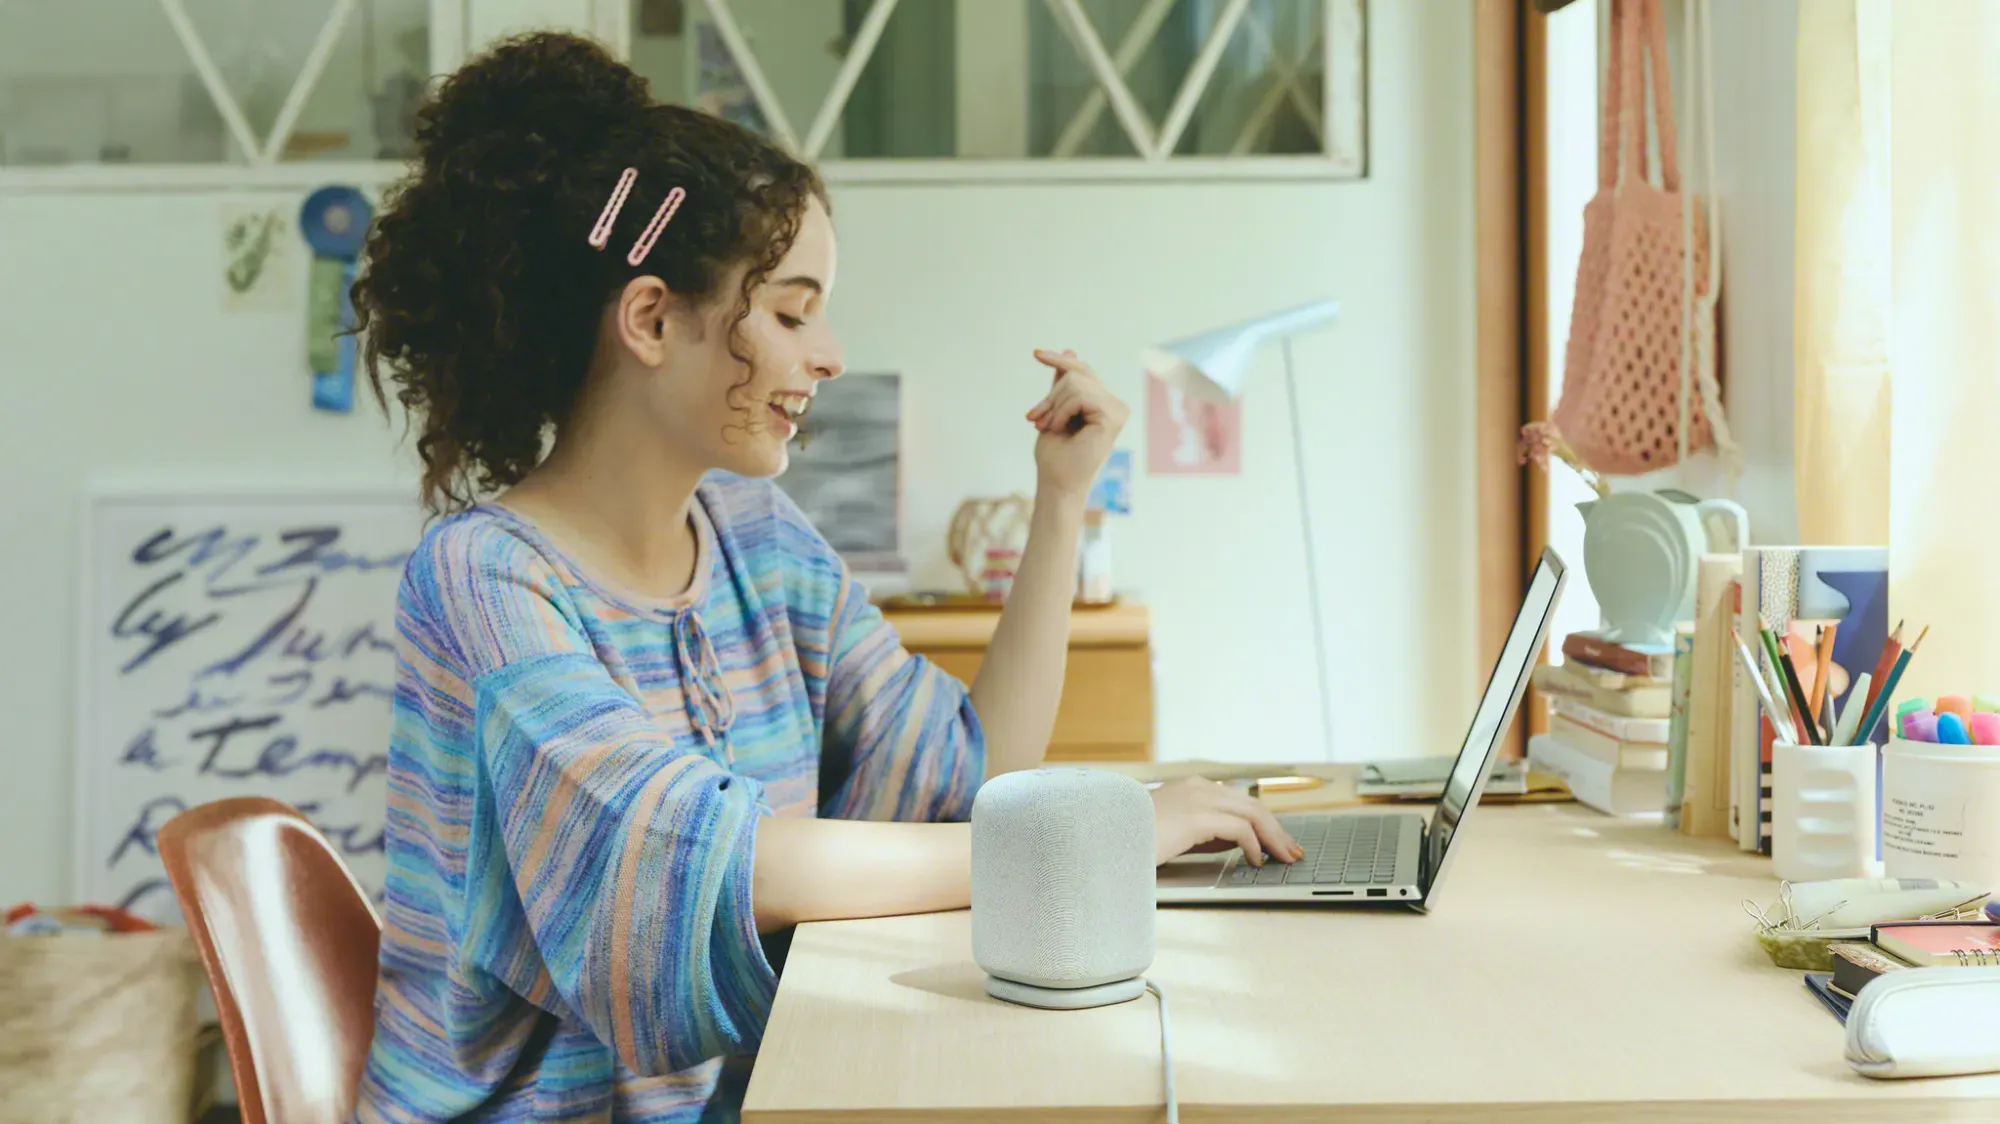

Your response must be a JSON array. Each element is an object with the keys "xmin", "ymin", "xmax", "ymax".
[
  {"xmin": 1552, "ymin": 697, "xmax": 1671, "ymax": 742},
  {"xmin": 1530, "ymin": 735, "xmax": 1617, "ymax": 815},
  {"xmin": 1563, "ymin": 633, "xmax": 1651, "ymax": 677},
  {"xmin": 1666, "ymin": 628, "xmax": 1695, "ymax": 828}
]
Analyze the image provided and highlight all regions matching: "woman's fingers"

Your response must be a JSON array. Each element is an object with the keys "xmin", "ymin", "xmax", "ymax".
[
  {"xmin": 1033, "ymin": 349, "xmax": 1099, "ymax": 383},
  {"xmin": 1220, "ymin": 789, "xmax": 1302, "ymax": 860},
  {"xmin": 1201, "ymin": 812, "xmax": 1266, "ymax": 867},
  {"xmin": 1036, "ymin": 388, "xmax": 1094, "ymax": 432}
]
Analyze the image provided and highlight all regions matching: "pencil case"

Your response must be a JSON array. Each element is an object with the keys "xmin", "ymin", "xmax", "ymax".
[{"xmin": 1845, "ymin": 966, "xmax": 2000, "ymax": 1078}]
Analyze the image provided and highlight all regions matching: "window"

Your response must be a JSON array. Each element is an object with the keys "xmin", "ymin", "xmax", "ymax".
[
  {"xmin": 626, "ymin": 0, "xmax": 1364, "ymax": 178},
  {"xmin": 0, "ymin": 0, "xmax": 428, "ymax": 174},
  {"xmin": 0, "ymin": 0, "xmax": 1359, "ymax": 186}
]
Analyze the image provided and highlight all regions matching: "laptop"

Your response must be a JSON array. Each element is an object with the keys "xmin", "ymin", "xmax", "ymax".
[{"xmin": 1157, "ymin": 547, "xmax": 1566, "ymax": 913}]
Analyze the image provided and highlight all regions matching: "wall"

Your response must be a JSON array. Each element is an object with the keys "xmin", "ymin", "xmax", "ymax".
[{"xmin": 0, "ymin": 0, "xmax": 1476, "ymax": 907}]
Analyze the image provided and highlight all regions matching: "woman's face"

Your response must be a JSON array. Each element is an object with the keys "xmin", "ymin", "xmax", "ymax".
[{"xmin": 638, "ymin": 195, "xmax": 844, "ymax": 480}]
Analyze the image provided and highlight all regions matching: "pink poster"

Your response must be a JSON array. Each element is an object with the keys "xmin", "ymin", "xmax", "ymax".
[{"xmin": 1146, "ymin": 371, "xmax": 1241, "ymax": 475}]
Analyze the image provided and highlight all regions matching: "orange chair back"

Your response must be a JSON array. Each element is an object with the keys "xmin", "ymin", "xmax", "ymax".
[{"xmin": 159, "ymin": 797, "xmax": 381, "ymax": 1124}]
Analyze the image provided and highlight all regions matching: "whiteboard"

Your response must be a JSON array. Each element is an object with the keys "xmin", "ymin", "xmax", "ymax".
[{"xmin": 76, "ymin": 490, "xmax": 422, "ymax": 922}]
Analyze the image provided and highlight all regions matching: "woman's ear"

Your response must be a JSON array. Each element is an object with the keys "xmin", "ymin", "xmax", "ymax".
[{"xmin": 614, "ymin": 275, "xmax": 676, "ymax": 366}]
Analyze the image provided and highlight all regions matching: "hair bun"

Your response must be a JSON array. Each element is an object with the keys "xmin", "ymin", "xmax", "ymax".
[{"xmin": 415, "ymin": 31, "xmax": 650, "ymax": 181}]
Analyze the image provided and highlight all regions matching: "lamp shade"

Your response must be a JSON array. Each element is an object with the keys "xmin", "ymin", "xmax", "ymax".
[{"xmin": 1140, "ymin": 299, "xmax": 1340, "ymax": 403}]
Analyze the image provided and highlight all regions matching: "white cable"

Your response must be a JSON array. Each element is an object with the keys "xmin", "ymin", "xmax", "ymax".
[{"xmin": 1145, "ymin": 978, "xmax": 1179, "ymax": 1124}]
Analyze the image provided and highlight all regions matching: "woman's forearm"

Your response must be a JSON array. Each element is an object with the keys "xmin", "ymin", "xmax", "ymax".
[
  {"xmin": 751, "ymin": 816, "xmax": 972, "ymax": 933},
  {"xmin": 970, "ymin": 486, "xmax": 1086, "ymax": 777}
]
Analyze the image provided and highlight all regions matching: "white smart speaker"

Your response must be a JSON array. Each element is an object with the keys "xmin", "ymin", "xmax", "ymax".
[{"xmin": 970, "ymin": 767, "xmax": 1157, "ymax": 1009}]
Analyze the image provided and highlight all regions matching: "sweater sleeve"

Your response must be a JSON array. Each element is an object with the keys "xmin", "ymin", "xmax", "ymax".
[
  {"xmin": 816, "ymin": 568, "xmax": 987, "ymax": 823},
  {"xmin": 420, "ymin": 523, "xmax": 776, "ymax": 1077}
]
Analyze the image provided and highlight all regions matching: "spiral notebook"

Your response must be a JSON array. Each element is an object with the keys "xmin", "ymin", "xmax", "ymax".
[{"xmin": 1871, "ymin": 921, "xmax": 2000, "ymax": 967}]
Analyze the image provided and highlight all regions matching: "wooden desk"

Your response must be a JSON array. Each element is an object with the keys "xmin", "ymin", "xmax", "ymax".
[
  {"xmin": 881, "ymin": 600, "xmax": 1153, "ymax": 761},
  {"xmin": 746, "ymin": 799, "xmax": 2000, "ymax": 1122}
]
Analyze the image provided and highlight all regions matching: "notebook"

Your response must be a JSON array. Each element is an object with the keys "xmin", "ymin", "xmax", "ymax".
[
  {"xmin": 1871, "ymin": 921, "xmax": 2000, "ymax": 967},
  {"xmin": 1803, "ymin": 973, "xmax": 1852, "ymax": 1022},
  {"xmin": 1832, "ymin": 941, "xmax": 1910, "ymax": 997}
]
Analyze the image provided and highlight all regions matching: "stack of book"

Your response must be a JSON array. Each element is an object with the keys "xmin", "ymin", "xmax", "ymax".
[
  {"xmin": 1804, "ymin": 921, "xmax": 2000, "ymax": 1020},
  {"xmin": 1527, "ymin": 633, "xmax": 1672, "ymax": 817}
]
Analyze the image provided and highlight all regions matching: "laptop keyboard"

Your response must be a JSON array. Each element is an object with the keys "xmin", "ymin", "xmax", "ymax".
[{"xmin": 1219, "ymin": 814, "xmax": 1402, "ymax": 887}]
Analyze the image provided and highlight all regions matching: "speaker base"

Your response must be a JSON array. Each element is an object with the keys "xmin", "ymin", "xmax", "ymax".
[{"xmin": 984, "ymin": 974, "xmax": 1146, "ymax": 1010}]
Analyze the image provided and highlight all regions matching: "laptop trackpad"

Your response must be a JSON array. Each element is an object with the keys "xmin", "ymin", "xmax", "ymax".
[{"xmin": 1157, "ymin": 852, "xmax": 1233, "ymax": 891}]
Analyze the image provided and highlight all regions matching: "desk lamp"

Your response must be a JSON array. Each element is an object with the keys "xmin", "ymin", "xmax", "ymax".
[{"xmin": 1142, "ymin": 300, "xmax": 1341, "ymax": 760}]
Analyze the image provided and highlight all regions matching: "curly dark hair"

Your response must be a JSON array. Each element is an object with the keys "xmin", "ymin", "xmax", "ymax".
[{"xmin": 352, "ymin": 31, "xmax": 828, "ymax": 513}]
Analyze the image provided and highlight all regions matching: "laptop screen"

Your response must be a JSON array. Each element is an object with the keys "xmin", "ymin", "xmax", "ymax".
[{"xmin": 1422, "ymin": 549, "xmax": 1566, "ymax": 907}]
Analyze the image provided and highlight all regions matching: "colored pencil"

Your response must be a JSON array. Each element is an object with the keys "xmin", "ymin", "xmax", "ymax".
[
  {"xmin": 1756, "ymin": 626, "xmax": 1805, "ymax": 738},
  {"xmin": 1855, "ymin": 625, "xmax": 1929, "ymax": 745},
  {"xmin": 1733, "ymin": 630, "xmax": 1800, "ymax": 744},
  {"xmin": 1809, "ymin": 625, "xmax": 1833, "ymax": 722},
  {"xmin": 1765, "ymin": 623, "xmax": 1823, "ymax": 745},
  {"xmin": 1860, "ymin": 621, "xmax": 1905, "ymax": 725}
]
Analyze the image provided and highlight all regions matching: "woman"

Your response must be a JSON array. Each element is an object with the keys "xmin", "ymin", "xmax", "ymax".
[{"xmin": 350, "ymin": 32, "xmax": 1301, "ymax": 1123}]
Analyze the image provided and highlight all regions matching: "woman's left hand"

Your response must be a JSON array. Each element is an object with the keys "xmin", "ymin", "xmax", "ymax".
[{"xmin": 1025, "ymin": 349, "xmax": 1130, "ymax": 501}]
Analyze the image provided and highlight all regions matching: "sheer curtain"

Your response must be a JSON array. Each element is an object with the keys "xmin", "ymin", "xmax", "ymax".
[
  {"xmin": 1800, "ymin": 0, "xmax": 2000, "ymax": 697},
  {"xmin": 1792, "ymin": 0, "xmax": 1890, "ymax": 546},
  {"xmin": 1884, "ymin": 0, "xmax": 2000, "ymax": 700}
]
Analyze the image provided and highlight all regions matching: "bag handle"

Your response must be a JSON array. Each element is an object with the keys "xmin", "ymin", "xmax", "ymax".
[
  {"xmin": 1597, "ymin": 0, "xmax": 1629, "ymax": 190},
  {"xmin": 1604, "ymin": 0, "xmax": 1682, "ymax": 191},
  {"xmin": 1641, "ymin": 0, "xmax": 1681, "ymax": 191}
]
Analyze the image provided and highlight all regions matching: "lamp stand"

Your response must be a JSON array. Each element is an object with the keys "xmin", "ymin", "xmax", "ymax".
[{"xmin": 1280, "ymin": 337, "xmax": 1336, "ymax": 762}]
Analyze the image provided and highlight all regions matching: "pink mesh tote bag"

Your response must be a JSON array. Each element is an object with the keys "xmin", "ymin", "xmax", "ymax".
[{"xmin": 1555, "ymin": 0, "xmax": 1728, "ymax": 474}]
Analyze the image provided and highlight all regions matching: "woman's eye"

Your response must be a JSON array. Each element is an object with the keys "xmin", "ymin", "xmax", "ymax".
[{"xmin": 777, "ymin": 314, "xmax": 804, "ymax": 329}]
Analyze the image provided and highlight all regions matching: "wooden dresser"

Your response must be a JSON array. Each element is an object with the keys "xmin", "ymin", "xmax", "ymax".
[{"xmin": 878, "ymin": 600, "xmax": 1154, "ymax": 761}]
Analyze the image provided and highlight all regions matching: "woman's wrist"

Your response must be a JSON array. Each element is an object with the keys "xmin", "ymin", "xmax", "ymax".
[{"xmin": 1032, "ymin": 477, "xmax": 1091, "ymax": 522}]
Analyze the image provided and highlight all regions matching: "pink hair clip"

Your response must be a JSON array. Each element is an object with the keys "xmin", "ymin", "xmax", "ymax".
[
  {"xmin": 588, "ymin": 167, "xmax": 637, "ymax": 249},
  {"xmin": 627, "ymin": 186, "xmax": 687, "ymax": 267}
]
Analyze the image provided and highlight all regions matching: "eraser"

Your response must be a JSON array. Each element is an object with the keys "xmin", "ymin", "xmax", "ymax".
[
  {"xmin": 1904, "ymin": 709, "xmax": 1939, "ymax": 743},
  {"xmin": 1898, "ymin": 698, "xmax": 1931, "ymax": 721},
  {"xmin": 1937, "ymin": 712, "xmax": 1973, "ymax": 745},
  {"xmin": 1975, "ymin": 695, "xmax": 2000, "ymax": 714},
  {"xmin": 1970, "ymin": 712, "xmax": 2000, "ymax": 747},
  {"xmin": 1937, "ymin": 695, "xmax": 1973, "ymax": 721}
]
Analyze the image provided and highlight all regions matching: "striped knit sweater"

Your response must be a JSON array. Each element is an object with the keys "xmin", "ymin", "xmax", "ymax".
[{"xmin": 353, "ymin": 474, "xmax": 985, "ymax": 1122}]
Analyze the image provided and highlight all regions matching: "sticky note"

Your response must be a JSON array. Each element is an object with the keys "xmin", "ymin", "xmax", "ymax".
[
  {"xmin": 1970, "ymin": 712, "xmax": 2000, "ymax": 746},
  {"xmin": 1904, "ymin": 709, "xmax": 1939, "ymax": 743},
  {"xmin": 1938, "ymin": 695, "xmax": 1973, "ymax": 721}
]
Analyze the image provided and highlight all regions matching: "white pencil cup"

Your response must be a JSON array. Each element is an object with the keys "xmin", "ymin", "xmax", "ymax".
[{"xmin": 1772, "ymin": 742, "xmax": 1879, "ymax": 882}]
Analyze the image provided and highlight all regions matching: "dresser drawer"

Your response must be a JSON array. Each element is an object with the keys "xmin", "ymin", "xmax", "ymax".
[
  {"xmin": 884, "ymin": 601, "xmax": 1154, "ymax": 762},
  {"xmin": 926, "ymin": 647, "xmax": 1153, "ymax": 761}
]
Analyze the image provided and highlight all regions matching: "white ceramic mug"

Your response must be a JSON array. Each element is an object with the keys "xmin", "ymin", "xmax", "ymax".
[{"xmin": 1772, "ymin": 742, "xmax": 1880, "ymax": 882}]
